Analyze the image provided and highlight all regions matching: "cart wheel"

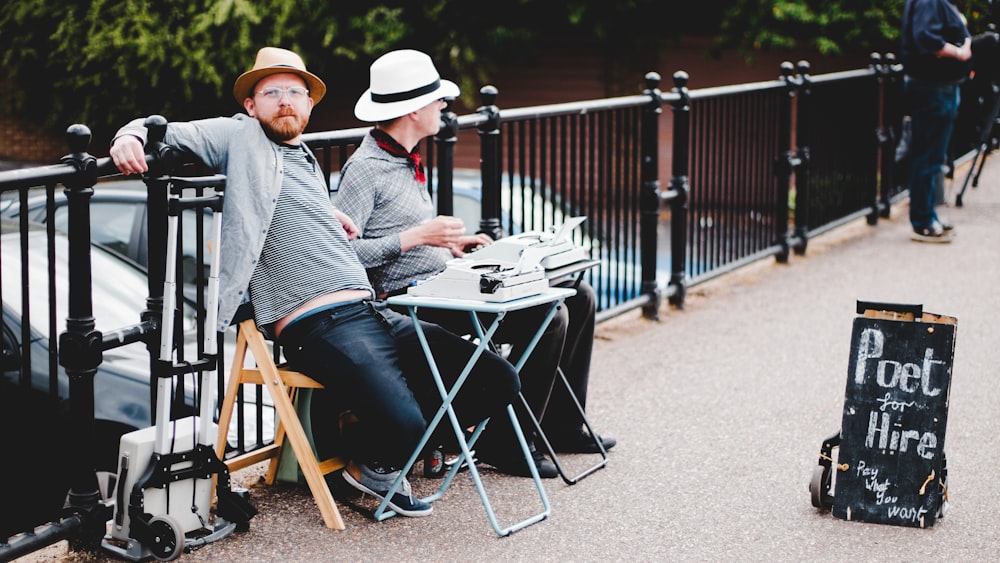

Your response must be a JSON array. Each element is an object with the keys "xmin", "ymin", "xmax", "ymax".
[
  {"xmin": 809, "ymin": 465, "xmax": 831, "ymax": 509},
  {"xmin": 938, "ymin": 498, "xmax": 950, "ymax": 518},
  {"xmin": 148, "ymin": 515, "xmax": 185, "ymax": 561}
]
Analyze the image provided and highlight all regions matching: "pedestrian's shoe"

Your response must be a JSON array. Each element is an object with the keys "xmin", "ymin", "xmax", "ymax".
[
  {"xmin": 343, "ymin": 460, "xmax": 433, "ymax": 517},
  {"xmin": 479, "ymin": 447, "xmax": 558, "ymax": 478},
  {"xmin": 548, "ymin": 429, "xmax": 618, "ymax": 454},
  {"xmin": 911, "ymin": 223, "xmax": 953, "ymax": 243},
  {"xmin": 936, "ymin": 219, "xmax": 955, "ymax": 232}
]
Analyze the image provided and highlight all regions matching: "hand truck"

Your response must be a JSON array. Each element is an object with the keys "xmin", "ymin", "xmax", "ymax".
[{"xmin": 102, "ymin": 175, "xmax": 255, "ymax": 561}]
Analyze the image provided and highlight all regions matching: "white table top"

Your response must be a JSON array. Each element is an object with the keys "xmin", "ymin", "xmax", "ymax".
[{"xmin": 387, "ymin": 287, "xmax": 576, "ymax": 314}]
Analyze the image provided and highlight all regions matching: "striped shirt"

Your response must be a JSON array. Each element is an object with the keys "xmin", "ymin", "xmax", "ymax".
[{"xmin": 248, "ymin": 143, "xmax": 372, "ymax": 329}]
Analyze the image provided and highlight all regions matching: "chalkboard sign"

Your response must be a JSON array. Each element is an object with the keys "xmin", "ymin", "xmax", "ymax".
[{"xmin": 832, "ymin": 302, "xmax": 957, "ymax": 528}]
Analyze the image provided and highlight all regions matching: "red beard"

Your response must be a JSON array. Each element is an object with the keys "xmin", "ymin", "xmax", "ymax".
[{"xmin": 259, "ymin": 108, "xmax": 308, "ymax": 141}]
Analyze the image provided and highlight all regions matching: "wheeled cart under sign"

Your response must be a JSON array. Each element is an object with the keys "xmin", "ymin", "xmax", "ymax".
[
  {"xmin": 809, "ymin": 301, "xmax": 955, "ymax": 529},
  {"xmin": 102, "ymin": 176, "xmax": 255, "ymax": 561}
]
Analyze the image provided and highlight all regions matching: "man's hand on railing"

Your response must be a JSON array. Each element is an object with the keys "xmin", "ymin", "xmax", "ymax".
[{"xmin": 109, "ymin": 134, "xmax": 149, "ymax": 175}]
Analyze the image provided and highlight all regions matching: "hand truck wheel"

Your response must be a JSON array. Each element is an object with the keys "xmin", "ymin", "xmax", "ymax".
[
  {"xmin": 148, "ymin": 514, "xmax": 185, "ymax": 561},
  {"xmin": 809, "ymin": 465, "xmax": 833, "ymax": 509}
]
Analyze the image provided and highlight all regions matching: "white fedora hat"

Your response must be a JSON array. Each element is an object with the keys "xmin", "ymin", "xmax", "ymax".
[{"xmin": 354, "ymin": 49, "xmax": 460, "ymax": 122}]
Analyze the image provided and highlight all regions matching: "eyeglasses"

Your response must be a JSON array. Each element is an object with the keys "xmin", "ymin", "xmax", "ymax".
[{"xmin": 256, "ymin": 87, "xmax": 310, "ymax": 100}]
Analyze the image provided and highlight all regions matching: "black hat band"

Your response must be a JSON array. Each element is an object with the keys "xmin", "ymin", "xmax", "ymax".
[{"xmin": 371, "ymin": 79, "xmax": 441, "ymax": 103}]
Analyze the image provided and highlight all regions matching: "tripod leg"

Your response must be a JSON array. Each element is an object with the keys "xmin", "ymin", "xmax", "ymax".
[
  {"xmin": 957, "ymin": 148, "xmax": 982, "ymax": 207},
  {"xmin": 972, "ymin": 126, "xmax": 997, "ymax": 188},
  {"xmin": 956, "ymin": 82, "xmax": 1000, "ymax": 206}
]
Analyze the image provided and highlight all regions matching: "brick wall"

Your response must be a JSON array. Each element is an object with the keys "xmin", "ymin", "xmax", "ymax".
[{"xmin": 0, "ymin": 113, "xmax": 67, "ymax": 165}]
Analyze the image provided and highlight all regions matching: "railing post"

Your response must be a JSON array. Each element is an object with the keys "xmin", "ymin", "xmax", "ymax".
[
  {"xmin": 791, "ymin": 60, "xmax": 811, "ymax": 255},
  {"xmin": 871, "ymin": 52, "xmax": 902, "ymax": 221},
  {"xmin": 885, "ymin": 53, "xmax": 905, "ymax": 215},
  {"xmin": 639, "ymin": 72, "xmax": 665, "ymax": 320},
  {"xmin": 667, "ymin": 71, "xmax": 691, "ymax": 311},
  {"xmin": 57, "ymin": 124, "xmax": 109, "ymax": 549},
  {"xmin": 477, "ymin": 85, "xmax": 504, "ymax": 240},
  {"xmin": 435, "ymin": 98, "xmax": 459, "ymax": 217},
  {"xmin": 774, "ymin": 61, "xmax": 800, "ymax": 263},
  {"xmin": 141, "ymin": 116, "xmax": 174, "ymax": 421}
]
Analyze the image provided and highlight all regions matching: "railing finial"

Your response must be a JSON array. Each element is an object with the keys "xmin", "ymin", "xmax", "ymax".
[
  {"xmin": 672, "ymin": 71, "xmax": 689, "ymax": 90},
  {"xmin": 644, "ymin": 71, "xmax": 662, "ymax": 91},
  {"xmin": 65, "ymin": 124, "xmax": 92, "ymax": 155}
]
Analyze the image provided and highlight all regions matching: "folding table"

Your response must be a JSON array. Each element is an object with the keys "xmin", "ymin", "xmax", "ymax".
[{"xmin": 382, "ymin": 286, "xmax": 576, "ymax": 536}]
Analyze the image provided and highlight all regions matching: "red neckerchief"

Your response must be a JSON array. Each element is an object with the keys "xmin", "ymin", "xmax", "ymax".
[{"xmin": 371, "ymin": 128, "xmax": 426, "ymax": 184}]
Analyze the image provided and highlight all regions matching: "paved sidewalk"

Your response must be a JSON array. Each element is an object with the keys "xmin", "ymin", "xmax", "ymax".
[{"xmin": 26, "ymin": 159, "xmax": 1000, "ymax": 562}]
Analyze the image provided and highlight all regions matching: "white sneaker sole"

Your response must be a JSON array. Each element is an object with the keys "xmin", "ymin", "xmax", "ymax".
[
  {"xmin": 342, "ymin": 470, "xmax": 433, "ymax": 517},
  {"xmin": 911, "ymin": 231, "xmax": 954, "ymax": 243}
]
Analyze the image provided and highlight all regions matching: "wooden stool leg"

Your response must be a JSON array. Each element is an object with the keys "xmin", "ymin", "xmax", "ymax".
[
  {"xmin": 243, "ymin": 322, "xmax": 346, "ymax": 530},
  {"xmin": 216, "ymin": 320, "xmax": 346, "ymax": 530}
]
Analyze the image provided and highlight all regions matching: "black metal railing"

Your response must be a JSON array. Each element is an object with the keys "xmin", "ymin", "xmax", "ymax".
[
  {"xmin": 0, "ymin": 120, "xmax": 234, "ymax": 558},
  {"xmin": 685, "ymin": 76, "xmax": 787, "ymax": 281},
  {"xmin": 803, "ymin": 68, "xmax": 882, "ymax": 233},
  {"xmin": 4, "ymin": 56, "xmax": 996, "ymax": 558},
  {"xmin": 0, "ymin": 126, "xmax": 152, "ymax": 555}
]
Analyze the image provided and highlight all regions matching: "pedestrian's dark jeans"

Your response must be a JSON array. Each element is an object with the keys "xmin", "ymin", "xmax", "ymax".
[
  {"xmin": 279, "ymin": 300, "xmax": 520, "ymax": 470},
  {"xmin": 906, "ymin": 77, "xmax": 960, "ymax": 230}
]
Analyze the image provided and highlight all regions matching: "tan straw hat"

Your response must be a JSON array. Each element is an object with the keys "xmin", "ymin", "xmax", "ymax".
[
  {"xmin": 354, "ymin": 49, "xmax": 459, "ymax": 122},
  {"xmin": 232, "ymin": 47, "xmax": 327, "ymax": 104}
]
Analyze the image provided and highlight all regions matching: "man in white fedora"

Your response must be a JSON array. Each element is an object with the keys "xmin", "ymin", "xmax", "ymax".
[
  {"xmin": 337, "ymin": 49, "xmax": 615, "ymax": 479},
  {"xmin": 109, "ymin": 46, "xmax": 521, "ymax": 517}
]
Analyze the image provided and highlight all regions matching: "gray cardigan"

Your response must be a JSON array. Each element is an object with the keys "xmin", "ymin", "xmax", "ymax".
[{"xmin": 115, "ymin": 114, "xmax": 335, "ymax": 332}]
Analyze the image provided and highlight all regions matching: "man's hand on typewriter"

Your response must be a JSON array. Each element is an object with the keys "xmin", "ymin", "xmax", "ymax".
[{"xmin": 454, "ymin": 233, "xmax": 494, "ymax": 257}]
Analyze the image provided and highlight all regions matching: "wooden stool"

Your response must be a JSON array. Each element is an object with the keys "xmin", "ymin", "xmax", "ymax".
[{"xmin": 215, "ymin": 319, "xmax": 347, "ymax": 530}]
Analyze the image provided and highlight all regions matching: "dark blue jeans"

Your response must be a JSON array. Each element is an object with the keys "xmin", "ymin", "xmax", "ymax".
[
  {"xmin": 905, "ymin": 77, "xmax": 961, "ymax": 230},
  {"xmin": 278, "ymin": 300, "xmax": 520, "ymax": 469}
]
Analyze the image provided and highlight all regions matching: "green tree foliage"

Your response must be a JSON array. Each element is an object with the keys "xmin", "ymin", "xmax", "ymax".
[
  {"xmin": 10, "ymin": 0, "xmax": 993, "ymax": 148},
  {"xmin": 715, "ymin": 0, "xmax": 995, "ymax": 63},
  {"xmin": 0, "ymin": 0, "xmax": 410, "ymax": 143},
  {"xmin": 0, "ymin": 0, "xmax": 718, "ymax": 146}
]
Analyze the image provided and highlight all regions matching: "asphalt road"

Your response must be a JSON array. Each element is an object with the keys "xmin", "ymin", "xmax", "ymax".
[{"xmin": 21, "ymin": 159, "xmax": 1000, "ymax": 562}]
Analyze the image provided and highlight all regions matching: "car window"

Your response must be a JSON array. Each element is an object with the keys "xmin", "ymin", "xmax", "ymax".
[
  {"xmin": 2, "ymin": 230, "xmax": 199, "ymax": 339},
  {"xmin": 52, "ymin": 202, "xmax": 139, "ymax": 260},
  {"xmin": 179, "ymin": 209, "xmax": 214, "ymax": 283}
]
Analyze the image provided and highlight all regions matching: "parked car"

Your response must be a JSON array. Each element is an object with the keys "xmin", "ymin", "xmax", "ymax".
[
  {"xmin": 0, "ymin": 222, "xmax": 271, "ymax": 537},
  {"xmin": 0, "ymin": 179, "xmax": 213, "ymax": 284},
  {"xmin": 0, "ymin": 221, "xmax": 188, "ymax": 534},
  {"xmin": 0, "ymin": 178, "xmax": 277, "ymax": 443}
]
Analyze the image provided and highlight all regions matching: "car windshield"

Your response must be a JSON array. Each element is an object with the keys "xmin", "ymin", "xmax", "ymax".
[{"xmin": 1, "ymin": 226, "xmax": 197, "ymax": 339}]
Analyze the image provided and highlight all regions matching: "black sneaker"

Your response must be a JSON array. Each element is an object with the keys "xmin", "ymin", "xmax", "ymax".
[
  {"xmin": 911, "ymin": 223, "xmax": 953, "ymax": 244},
  {"xmin": 549, "ymin": 429, "xmax": 617, "ymax": 454},
  {"xmin": 343, "ymin": 462, "xmax": 433, "ymax": 517},
  {"xmin": 478, "ymin": 447, "xmax": 558, "ymax": 478}
]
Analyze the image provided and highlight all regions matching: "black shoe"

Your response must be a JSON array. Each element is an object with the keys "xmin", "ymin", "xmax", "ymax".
[
  {"xmin": 531, "ymin": 450, "xmax": 559, "ymax": 478},
  {"xmin": 549, "ymin": 429, "xmax": 617, "ymax": 454},
  {"xmin": 479, "ymin": 448, "xmax": 558, "ymax": 478}
]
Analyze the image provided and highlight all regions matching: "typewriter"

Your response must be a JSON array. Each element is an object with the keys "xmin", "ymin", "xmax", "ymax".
[
  {"xmin": 465, "ymin": 216, "xmax": 589, "ymax": 271},
  {"xmin": 407, "ymin": 257, "xmax": 549, "ymax": 302}
]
